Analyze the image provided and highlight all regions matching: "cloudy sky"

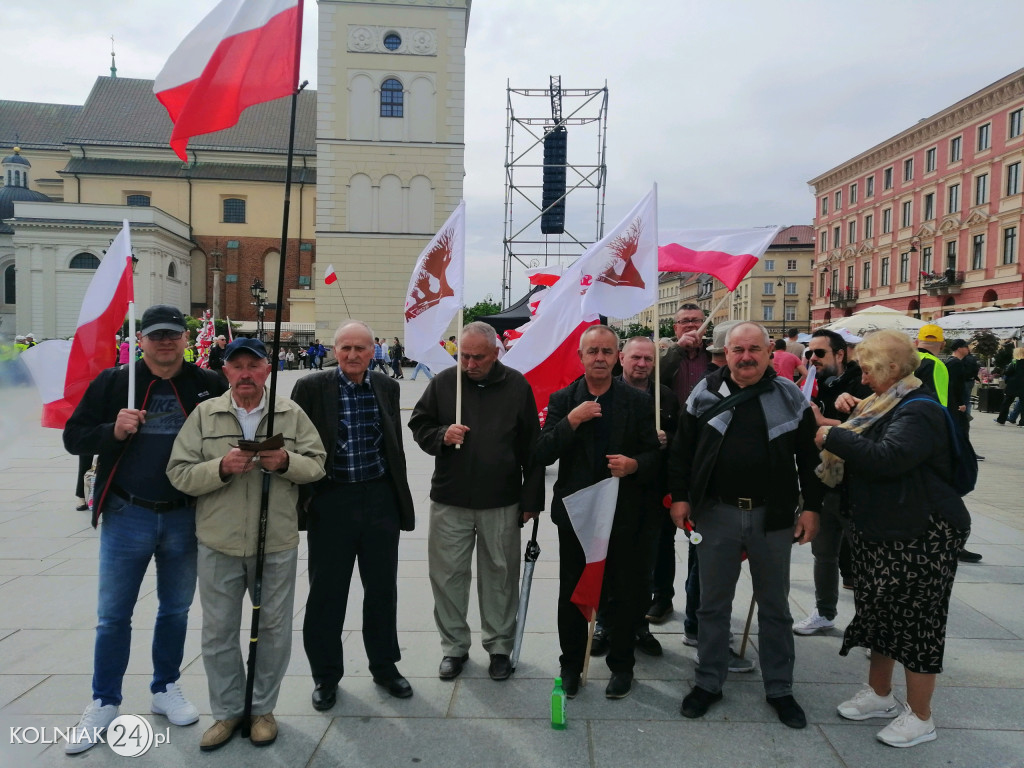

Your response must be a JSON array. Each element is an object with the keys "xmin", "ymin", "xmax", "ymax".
[{"xmin": 6, "ymin": 0, "xmax": 1024, "ymax": 304}]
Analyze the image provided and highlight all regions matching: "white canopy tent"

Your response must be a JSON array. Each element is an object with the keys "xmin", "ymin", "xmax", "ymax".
[
  {"xmin": 934, "ymin": 307, "xmax": 1024, "ymax": 340},
  {"xmin": 821, "ymin": 305, "xmax": 927, "ymax": 337}
]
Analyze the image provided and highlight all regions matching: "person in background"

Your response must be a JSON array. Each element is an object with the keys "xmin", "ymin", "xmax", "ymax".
[
  {"xmin": 390, "ymin": 337, "xmax": 405, "ymax": 379},
  {"xmin": 771, "ymin": 338, "xmax": 807, "ymax": 382}
]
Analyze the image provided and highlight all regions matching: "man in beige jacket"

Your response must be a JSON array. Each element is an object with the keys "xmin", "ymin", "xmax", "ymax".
[{"xmin": 167, "ymin": 338, "xmax": 325, "ymax": 751}]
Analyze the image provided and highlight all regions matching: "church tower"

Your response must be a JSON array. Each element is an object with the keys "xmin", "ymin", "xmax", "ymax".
[{"xmin": 315, "ymin": 0, "xmax": 470, "ymax": 340}]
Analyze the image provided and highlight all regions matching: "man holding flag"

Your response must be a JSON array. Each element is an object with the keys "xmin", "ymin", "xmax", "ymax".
[
  {"xmin": 62, "ymin": 305, "xmax": 227, "ymax": 754},
  {"xmin": 536, "ymin": 324, "xmax": 661, "ymax": 700}
]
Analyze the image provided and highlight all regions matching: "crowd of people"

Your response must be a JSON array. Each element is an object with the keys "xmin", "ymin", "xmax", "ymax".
[{"xmin": 56, "ymin": 302, "xmax": 984, "ymax": 754}]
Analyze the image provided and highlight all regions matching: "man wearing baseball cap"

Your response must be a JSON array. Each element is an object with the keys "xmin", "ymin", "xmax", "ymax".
[{"xmin": 62, "ymin": 305, "xmax": 227, "ymax": 753}]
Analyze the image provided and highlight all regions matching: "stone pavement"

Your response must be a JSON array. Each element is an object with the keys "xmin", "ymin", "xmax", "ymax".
[{"xmin": 0, "ymin": 369, "xmax": 1021, "ymax": 767}]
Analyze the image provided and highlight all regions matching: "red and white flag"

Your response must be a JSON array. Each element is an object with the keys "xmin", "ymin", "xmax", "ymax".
[
  {"xmin": 563, "ymin": 477, "xmax": 620, "ymax": 620},
  {"xmin": 658, "ymin": 226, "xmax": 781, "ymax": 290},
  {"xmin": 21, "ymin": 221, "xmax": 134, "ymax": 428},
  {"xmin": 403, "ymin": 201, "xmax": 465, "ymax": 373},
  {"xmin": 502, "ymin": 187, "xmax": 659, "ymax": 420},
  {"xmin": 154, "ymin": 0, "xmax": 303, "ymax": 161},
  {"xmin": 324, "ymin": 264, "xmax": 338, "ymax": 285}
]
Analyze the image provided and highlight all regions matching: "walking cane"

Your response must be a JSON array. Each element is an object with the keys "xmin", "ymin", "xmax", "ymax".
[{"xmin": 510, "ymin": 517, "xmax": 541, "ymax": 670}]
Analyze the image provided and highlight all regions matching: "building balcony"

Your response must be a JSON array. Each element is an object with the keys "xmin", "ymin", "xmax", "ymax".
[
  {"xmin": 922, "ymin": 270, "xmax": 965, "ymax": 296},
  {"xmin": 832, "ymin": 288, "xmax": 859, "ymax": 308}
]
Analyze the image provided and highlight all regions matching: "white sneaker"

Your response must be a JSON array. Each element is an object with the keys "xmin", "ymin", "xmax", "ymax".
[
  {"xmin": 793, "ymin": 610, "xmax": 835, "ymax": 635},
  {"xmin": 837, "ymin": 685, "xmax": 901, "ymax": 721},
  {"xmin": 65, "ymin": 699, "xmax": 118, "ymax": 754},
  {"xmin": 151, "ymin": 682, "xmax": 200, "ymax": 726},
  {"xmin": 682, "ymin": 631, "xmax": 698, "ymax": 647},
  {"xmin": 876, "ymin": 706, "xmax": 936, "ymax": 747}
]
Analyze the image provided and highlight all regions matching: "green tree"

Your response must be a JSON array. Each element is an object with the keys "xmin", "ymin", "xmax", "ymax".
[
  {"xmin": 659, "ymin": 319, "xmax": 675, "ymax": 339},
  {"xmin": 618, "ymin": 322, "xmax": 653, "ymax": 340},
  {"xmin": 463, "ymin": 295, "xmax": 502, "ymax": 324},
  {"xmin": 969, "ymin": 330, "xmax": 1000, "ymax": 363}
]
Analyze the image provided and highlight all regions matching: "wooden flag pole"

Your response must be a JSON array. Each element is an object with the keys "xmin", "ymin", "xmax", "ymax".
[
  {"xmin": 581, "ymin": 611, "xmax": 597, "ymax": 686},
  {"xmin": 127, "ymin": 301, "xmax": 136, "ymax": 410},
  {"xmin": 454, "ymin": 308, "xmax": 464, "ymax": 450},
  {"xmin": 696, "ymin": 291, "xmax": 732, "ymax": 339},
  {"xmin": 653, "ymin": 320, "xmax": 661, "ymax": 432}
]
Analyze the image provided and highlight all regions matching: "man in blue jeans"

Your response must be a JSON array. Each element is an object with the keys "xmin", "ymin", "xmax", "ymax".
[{"xmin": 62, "ymin": 305, "xmax": 226, "ymax": 754}]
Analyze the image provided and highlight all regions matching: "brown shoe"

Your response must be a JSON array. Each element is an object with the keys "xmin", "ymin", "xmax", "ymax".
[
  {"xmin": 199, "ymin": 717, "xmax": 242, "ymax": 752},
  {"xmin": 249, "ymin": 713, "xmax": 278, "ymax": 747}
]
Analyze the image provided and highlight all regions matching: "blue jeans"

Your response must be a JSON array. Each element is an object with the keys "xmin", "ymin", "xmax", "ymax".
[
  {"xmin": 93, "ymin": 497, "xmax": 197, "ymax": 706},
  {"xmin": 410, "ymin": 362, "xmax": 433, "ymax": 380}
]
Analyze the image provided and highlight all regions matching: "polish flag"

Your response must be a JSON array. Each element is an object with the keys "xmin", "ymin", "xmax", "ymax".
[
  {"xmin": 21, "ymin": 221, "xmax": 134, "ymax": 428},
  {"xmin": 324, "ymin": 265, "xmax": 338, "ymax": 285},
  {"xmin": 403, "ymin": 201, "xmax": 465, "ymax": 373},
  {"xmin": 503, "ymin": 187, "xmax": 659, "ymax": 420},
  {"xmin": 525, "ymin": 265, "xmax": 563, "ymax": 287},
  {"xmin": 154, "ymin": 0, "xmax": 303, "ymax": 161},
  {"xmin": 658, "ymin": 226, "xmax": 781, "ymax": 290},
  {"xmin": 563, "ymin": 477, "xmax": 620, "ymax": 620}
]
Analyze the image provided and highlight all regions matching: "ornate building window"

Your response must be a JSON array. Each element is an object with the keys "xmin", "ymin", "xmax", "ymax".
[
  {"xmin": 69, "ymin": 253, "xmax": 101, "ymax": 269},
  {"xmin": 380, "ymin": 78, "xmax": 404, "ymax": 118},
  {"xmin": 383, "ymin": 32, "xmax": 402, "ymax": 51}
]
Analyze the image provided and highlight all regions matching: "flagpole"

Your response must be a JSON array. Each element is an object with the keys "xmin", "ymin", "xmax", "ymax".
[
  {"xmin": 697, "ymin": 291, "xmax": 732, "ymax": 338},
  {"xmin": 127, "ymin": 301, "xmax": 136, "ymax": 409},
  {"xmin": 581, "ymin": 611, "xmax": 596, "ymax": 686},
  {"xmin": 454, "ymin": 307, "xmax": 464, "ymax": 451},
  {"xmin": 332, "ymin": 278, "xmax": 352, "ymax": 317},
  {"xmin": 650, "ymin": 182, "xmax": 660, "ymax": 432},
  {"xmin": 242, "ymin": 76, "xmax": 309, "ymax": 737}
]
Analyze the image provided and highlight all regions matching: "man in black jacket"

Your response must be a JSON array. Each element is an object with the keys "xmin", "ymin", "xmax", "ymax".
[
  {"xmin": 292, "ymin": 320, "xmax": 416, "ymax": 711},
  {"xmin": 62, "ymin": 305, "xmax": 226, "ymax": 754},
  {"xmin": 409, "ymin": 321, "xmax": 544, "ymax": 682},
  {"xmin": 537, "ymin": 325, "xmax": 661, "ymax": 700},
  {"xmin": 669, "ymin": 322, "xmax": 822, "ymax": 729}
]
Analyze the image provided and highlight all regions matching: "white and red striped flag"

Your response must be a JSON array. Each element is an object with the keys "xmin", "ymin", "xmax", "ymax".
[
  {"xmin": 658, "ymin": 226, "xmax": 781, "ymax": 290},
  {"xmin": 154, "ymin": 0, "xmax": 303, "ymax": 161},
  {"xmin": 563, "ymin": 477, "xmax": 620, "ymax": 619},
  {"xmin": 503, "ymin": 186, "xmax": 659, "ymax": 421},
  {"xmin": 324, "ymin": 264, "xmax": 338, "ymax": 285},
  {"xmin": 21, "ymin": 221, "xmax": 134, "ymax": 428},
  {"xmin": 403, "ymin": 201, "xmax": 465, "ymax": 373}
]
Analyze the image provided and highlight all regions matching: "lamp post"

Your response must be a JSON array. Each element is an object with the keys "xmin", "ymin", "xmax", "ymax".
[
  {"xmin": 910, "ymin": 239, "xmax": 921, "ymax": 319},
  {"xmin": 250, "ymin": 278, "xmax": 268, "ymax": 340},
  {"xmin": 821, "ymin": 266, "xmax": 832, "ymax": 322}
]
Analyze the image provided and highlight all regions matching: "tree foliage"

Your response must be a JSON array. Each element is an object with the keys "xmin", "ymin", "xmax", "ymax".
[
  {"xmin": 969, "ymin": 330, "xmax": 1000, "ymax": 362},
  {"xmin": 463, "ymin": 296, "xmax": 502, "ymax": 324},
  {"xmin": 617, "ymin": 322, "xmax": 653, "ymax": 340}
]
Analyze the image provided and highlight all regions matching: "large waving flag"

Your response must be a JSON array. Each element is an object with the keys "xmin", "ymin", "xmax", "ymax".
[
  {"xmin": 403, "ymin": 201, "xmax": 466, "ymax": 373},
  {"xmin": 154, "ymin": 0, "xmax": 303, "ymax": 160},
  {"xmin": 503, "ymin": 187, "xmax": 659, "ymax": 420},
  {"xmin": 658, "ymin": 226, "xmax": 781, "ymax": 290},
  {"xmin": 563, "ymin": 477, "xmax": 620, "ymax": 620},
  {"xmin": 21, "ymin": 221, "xmax": 134, "ymax": 428}
]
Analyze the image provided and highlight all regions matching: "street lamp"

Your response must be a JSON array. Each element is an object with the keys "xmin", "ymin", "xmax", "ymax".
[
  {"xmin": 910, "ymin": 239, "xmax": 921, "ymax": 319},
  {"xmin": 821, "ymin": 266, "xmax": 832, "ymax": 322},
  {"xmin": 250, "ymin": 278, "xmax": 268, "ymax": 340}
]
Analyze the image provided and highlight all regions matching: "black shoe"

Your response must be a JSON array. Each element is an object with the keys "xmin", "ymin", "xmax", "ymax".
[
  {"xmin": 605, "ymin": 672, "xmax": 633, "ymax": 699},
  {"xmin": 976, "ymin": 455, "xmax": 985, "ymax": 461},
  {"xmin": 645, "ymin": 598, "xmax": 673, "ymax": 624},
  {"xmin": 680, "ymin": 686, "xmax": 722, "ymax": 719},
  {"xmin": 766, "ymin": 694, "xmax": 807, "ymax": 729},
  {"xmin": 959, "ymin": 549, "xmax": 983, "ymax": 563},
  {"xmin": 311, "ymin": 683, "xmax": 337, "ymax": 711},
  {"xmin": 488, "ymin": 654, "xmax": 512, "ymax": 681},
  {"xmin": 373, "ymin": 673, "xmax": 413, "ymax": 699},
  {"xmin": 438, "ymin": 654, "xmax": 469, "ymax": 680},
  {"xmin": 635, "ymin": 630, "xmax": 663, "ymax": 657},
  {"xmin": 589, "ymin": 628, "xmax": 609, "ymax": 657},
  {"xmin": 560, "ymin": 668, "xmax": 581, "ymax": 699}
]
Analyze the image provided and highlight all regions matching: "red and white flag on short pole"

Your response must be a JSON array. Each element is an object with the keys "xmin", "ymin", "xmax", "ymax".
[
  {"xmin": 563, "ymin": 477, "xmax": 620, "ymax": 620},
  {"xmin": 658, "ymin": 226, "xmax": 781, "ymax": 290},
  {"xmin": 403, "ymin": 201, "xmax": 466, "ymax": 373},
  {"xmin": 324, "ymin": 265, "xmax": 338, "ymax": 285},
  {"xmin": 21, "ymin": 221, "xmax": 134, "ymax": 428},
  {"xmin": 154, "ymin": 0, "xmax": 303, "ymax": 161},
  {"xmin": 503, "ymin": 186, "xmax": 659, "ymax": 421}
]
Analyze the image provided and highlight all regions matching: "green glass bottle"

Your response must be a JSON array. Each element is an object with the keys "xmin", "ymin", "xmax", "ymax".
[{"xmin": 551, "ymin": 676, "xmax": 567, "ymax": 730}]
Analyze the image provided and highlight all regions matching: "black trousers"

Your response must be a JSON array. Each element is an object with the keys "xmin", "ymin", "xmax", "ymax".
[
  {"xmin": 557, "ymin": 505, "xmax": 648, "ymax": 676},
  {"xmin": 303, "ymin": 478, "xmax": 401, "ymax": 686}
]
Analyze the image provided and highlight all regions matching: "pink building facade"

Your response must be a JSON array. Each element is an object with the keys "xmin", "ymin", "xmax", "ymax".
[{"xmin": 809, "ymin": 68, "xmax": 1024, "ymax": 324}]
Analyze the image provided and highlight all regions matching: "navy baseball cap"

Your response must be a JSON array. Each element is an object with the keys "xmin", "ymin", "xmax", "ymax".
[
  {"xmin": 140, "ymin": 305, "xmax": 186, "ymax": 336},
  {"xmin": 223, "ymin": 338, "xmax": 268, "ymax": 362}
]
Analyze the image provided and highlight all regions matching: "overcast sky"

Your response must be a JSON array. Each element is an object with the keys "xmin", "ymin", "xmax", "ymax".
[{"xmin": 6, "ymin": 0, "xmax": 1024, "ymax": 305}]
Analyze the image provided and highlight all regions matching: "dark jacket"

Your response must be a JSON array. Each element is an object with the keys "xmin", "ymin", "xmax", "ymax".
[
  {"xmin": 290, "ymin": 369, "xmax": 415, "ymax": 531},
  {"xmin": 409, "ymin": 361, "xmax": 544, "ymax": 512},
  {"xmin": 659, "ymin": 344, "xmax": 711, "ymax": 391},
  {"xmin": 823, "ymin": 392, "xmax": 971, "ymax": 540},
  {"xmin": 535, "ymin": 377, "xmax": 661, "ymax": 527},
  {"xmin": 815, "ymin": 361, "xmax": 872, "ymax": 421},
  {"xmin": 63, "ymin": 360, "xmax": 227, "ymax": 526},
  {"xmin": 668, "ymin": 366, "xmax": 824, "ymax": 531}
]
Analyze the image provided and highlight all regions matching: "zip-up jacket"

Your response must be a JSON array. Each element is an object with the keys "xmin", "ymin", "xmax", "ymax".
[{"xmin": 63, "ymin": 359, "xmax": 227, "ymax": 526}]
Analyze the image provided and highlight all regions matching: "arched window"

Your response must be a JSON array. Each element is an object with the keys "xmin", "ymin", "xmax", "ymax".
[
  {"xmin": 127, "ymin": 194, "xmax": 151, "ymax": 207},
  {"xmin": 380, "ymin": 78, "xmax": 403, "ymax": 118},
  {"xmin": 223, "ymin": 198, "xmax": 246, "ymax": 223},
  {"xmin": 167, "ymin": 261, "xmax": 177, "ymax": 279},
  {"xmin": 3, "ymin": 264, "xmax": 14, "ymax": 304},
  {"xmin": 69, "ymin": 253, "xmax": 101, "ymax": 269},
  {"xmin": 14, "ymin": 170, "xmax": 21, "ymax": 187}
]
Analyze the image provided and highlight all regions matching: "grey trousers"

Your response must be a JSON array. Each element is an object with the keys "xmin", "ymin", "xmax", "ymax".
[
  {"xmin": 427, "ymin": 502, "xmax": 521, "ymax": 657},
  {"xmin": 810, "ymin": 492, "xmax": 849, "ymax": 621},
  {"xmin": 197, "ymin": 543, "xmax": 297, "ymax": 719},
  {"xmin": 694, "ymin": 501, "xmax": 795, "ymax": 698}
]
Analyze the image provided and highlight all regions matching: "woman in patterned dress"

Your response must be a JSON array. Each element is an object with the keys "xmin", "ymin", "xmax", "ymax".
[{"xmin": 813, "ymin": 330, "xmax": 971, "ymax": 748}]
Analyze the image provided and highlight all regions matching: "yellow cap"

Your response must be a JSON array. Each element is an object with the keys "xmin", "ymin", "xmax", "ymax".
[{"xmin": 917, "ymin": 324, "xmax": 944, "ymax": 342}]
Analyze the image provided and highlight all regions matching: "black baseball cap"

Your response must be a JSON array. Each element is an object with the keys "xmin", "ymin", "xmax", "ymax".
[
  {"xmin": 949, "ymin": 339, "xmax": 970, "ymax": 351},
  {"xmin": 223, "ymin": 338, "xmax": 268, "ymax": 361},
  {"xmin": 141, "ymin": 305, "xmax": 186, "ymax": 336}
]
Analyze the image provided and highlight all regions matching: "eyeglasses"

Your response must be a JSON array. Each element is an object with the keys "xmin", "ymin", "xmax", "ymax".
[
  {"xmin": 674, "ymin": 317, "xmax": 703, "ymax": 326},
  {"xmin": 146, "ymin": 330, "xmax": 184, "ymax": 341},
  {"xmin": 804, "ymin": 348, "xmax": 828, "ymax": 359}
]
